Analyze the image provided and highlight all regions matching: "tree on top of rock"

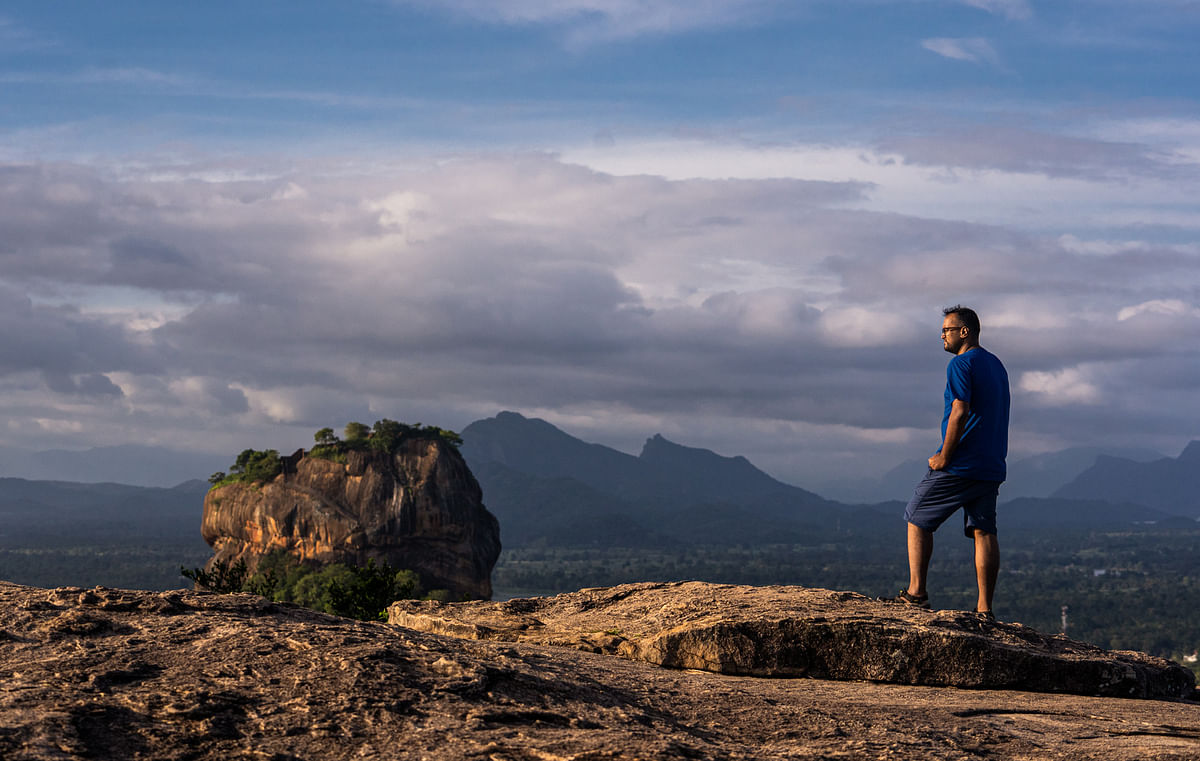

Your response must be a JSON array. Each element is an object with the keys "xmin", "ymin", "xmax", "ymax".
[{"xmin": 344, "ymin": 421, "xmax": 370, "ymax": 444}]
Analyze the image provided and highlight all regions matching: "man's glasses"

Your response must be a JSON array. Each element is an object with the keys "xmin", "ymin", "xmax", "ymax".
[{"xmin": 941, "ymin": 325, "xmax": 967, "ymax": 334}]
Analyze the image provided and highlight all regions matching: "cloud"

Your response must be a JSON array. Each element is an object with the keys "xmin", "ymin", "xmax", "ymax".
[
  {"xmin": 1017, "ymin": 368, "xmax": 1103, "ymax": 406},
  {"xmin": 0, "ymin": 283, "xmax": 159, "ymax": 381},
  {"xmin": 1117, "ymin": 298, "xmax": 1200, "ymax": 321},
  {"xmin": 959, "ymin": 0, "xmax": 1032, "ymax": 20},
  {"xmin": 395, "ymin": 0, "xmax": 783, "ymax": 43},
  {"xmin": 0, "ymin": 151, "xmax": 1198, "ymax": 486},
  {"xmin": 0, "ymin": 67, "xmax": 193, "ymax": 88},
  {"xmin": 879, "ymin": 126, "xmax": 1195, "ymax": 181},
  {"xmin": 0, "ymin": 15, "xmax": 54, "ymax": 51},
  {"xmin": 921, "ymin": 37, "xmax": 1000, "ymax": 65},
  {"xmin": 42, "ymin": 371, "xmax": 125, "ymax": 399}
]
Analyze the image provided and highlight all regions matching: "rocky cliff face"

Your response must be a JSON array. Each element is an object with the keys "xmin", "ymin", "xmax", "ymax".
[{"xmin": 201, "ymin": 438, "xmax": 500, "ymax": 599}]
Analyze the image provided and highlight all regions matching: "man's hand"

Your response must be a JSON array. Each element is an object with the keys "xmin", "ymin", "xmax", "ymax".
[{"xmin": 930, "ymin": 398, "xmax": 969, "ymax": 471}]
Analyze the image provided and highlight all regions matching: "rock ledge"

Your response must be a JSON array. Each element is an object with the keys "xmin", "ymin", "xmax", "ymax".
[{"xmin": 388, "ymin": 581, "xmax": 1195, "ymax": 699}]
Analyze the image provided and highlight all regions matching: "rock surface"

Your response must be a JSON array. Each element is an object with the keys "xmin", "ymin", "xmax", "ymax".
[
  {"xmin": 201, "ymin": 439, "xmax": 500, "ymax": 599},
  {"xmin": 389, "ymin": 581, "xmax": 1195, "ymax": 699},
  {"xmin": 3, "ymin": 581, "xmax": 1199, "ymax": 761}
]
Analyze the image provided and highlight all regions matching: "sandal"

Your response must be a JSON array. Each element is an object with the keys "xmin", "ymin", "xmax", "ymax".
[
  {"xmin": 974, "ymin": 608, "xmax": 996, "ymax": 621},
  {"xmin": 883, "ymin": 590, "xmax": 931, "ymax": 609}
]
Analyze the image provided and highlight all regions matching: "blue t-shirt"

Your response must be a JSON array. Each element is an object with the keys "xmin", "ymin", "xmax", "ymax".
[{"xmin": 938, "ymin": 347, "xmax": 1010, "ymax": 482}]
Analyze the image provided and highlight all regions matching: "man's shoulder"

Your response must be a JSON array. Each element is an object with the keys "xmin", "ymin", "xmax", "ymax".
[{"xmin": 957, "ymin": 347, "xmax": 1005, "ymax": 368}]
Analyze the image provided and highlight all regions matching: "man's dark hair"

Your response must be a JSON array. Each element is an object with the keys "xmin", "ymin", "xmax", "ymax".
[{"xmin": 943, "ymin": 305, "xmax": 980, "ymax": 335}]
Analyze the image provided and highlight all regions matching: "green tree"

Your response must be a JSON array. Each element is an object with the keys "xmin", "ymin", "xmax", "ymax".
[
  {"xmin": 326, "ymin": 560, "xmax": 423, "ymax": 620},
  {"xmin": 292, "ymin": 564, "xmax": 357, "ymax": 611},
  {"xmin": 344, "ymin": 421, "xmax": 370, "ymax": 444},
  {"xmin": 210, "ymin": 448, "xmax": 282, "ymax": 487},
  {"xmin": 369, "ymin": 418, "xmax": 407, "ymax": 452},
  {"xmin": 314, "ymin": 427, "xmax": 339, "ymax": 447},
  {"xmin": 424, "ymin": 426, "xmax": 463, "ymax": 448}
]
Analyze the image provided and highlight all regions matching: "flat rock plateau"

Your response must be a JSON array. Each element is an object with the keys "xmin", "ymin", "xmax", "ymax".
[{"xmin": 3, "ymin": 581, "xmax": 1199, "ymax": 761}]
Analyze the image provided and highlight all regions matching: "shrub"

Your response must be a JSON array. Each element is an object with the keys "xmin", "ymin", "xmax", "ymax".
[
  {"xmin": 180, "ymin": 551, "xmax": 428, "ymax": 621},
  {"xmin": 180, "ymin": 558, "xmax": 250, "ymax": 594}
]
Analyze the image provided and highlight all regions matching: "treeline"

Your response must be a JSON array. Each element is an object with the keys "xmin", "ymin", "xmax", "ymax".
[
  {"xmin": 208, "ymin": 419, "xmax": 463, "ymax": 486},
  {"xmin": 180, "ymin": 551, "xmax": 457, "ymax": 621},
  {"xmin": 1, "ymin": 543, "xmax": 212, "ymax": 591}
]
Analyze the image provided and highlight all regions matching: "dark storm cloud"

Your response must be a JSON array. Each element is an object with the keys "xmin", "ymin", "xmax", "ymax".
[
  {"xmin": 0, "ymin": 164, "xmax": 115, "ymax": 282},
  {"xmin": 42, "ymin": 371, "xmax": 124, "ymax": 398},
  {"xmin": 0, "ymin": 284, "xmax": 160, "ymax": 380},
  {"xmin": 106, "ymin": 237, "xmax": 214, "ymax": 292}
]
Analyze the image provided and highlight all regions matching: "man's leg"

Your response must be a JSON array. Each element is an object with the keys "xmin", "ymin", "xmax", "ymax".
[
  {"xmin": 973, "ymin": 529, "xmax": 999, "ymax": 612},
  {"xmin": 906, "ymin": 521, "xmax": 934, "ymax": 598}
]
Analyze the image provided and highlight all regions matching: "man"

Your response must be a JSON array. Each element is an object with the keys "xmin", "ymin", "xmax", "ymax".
[{"xmin": 891, "ymin": 305, "xmax": 1010, "ymax": 619}]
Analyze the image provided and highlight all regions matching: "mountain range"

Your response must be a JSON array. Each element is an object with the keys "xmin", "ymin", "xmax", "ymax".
[
  {"xmin": 825, "ymin": 445, "xmax": 1167, "ymax": 504},
  {"xmin": 1052, "ymin": 441, "xmax": 1200, "ymax": 517},
  {"xmin": 0, "ymin": 477, "xmax": 211, "ymax": 547},
  {"xmin": 1, "ymin": 412, "xmax": 1195, "ymax": 552},
  {"xmin": 460, "ymin": 412, "xmax": 1196, "ymax": 547},
  {"xmin": 0, "ymin": 444, "xmax": 229, "ymax": 489},
  {"xmin": 460, "ymin": 412, "xmax": 857, "ymax": 547}
]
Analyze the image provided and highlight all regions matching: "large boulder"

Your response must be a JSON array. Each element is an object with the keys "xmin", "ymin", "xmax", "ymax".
[
  {"xmin": 202, "ymin": 438, "xmax": 500, "ymax": 599},
  {"xmin": 388, "ymin": 581, "xmax": 1195, "ymax": 699}
]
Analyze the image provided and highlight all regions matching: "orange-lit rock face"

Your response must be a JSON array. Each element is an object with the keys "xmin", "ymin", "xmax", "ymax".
[{"xmin": 200, "ymin": 439, "xmax": 501, "ymax": 600}]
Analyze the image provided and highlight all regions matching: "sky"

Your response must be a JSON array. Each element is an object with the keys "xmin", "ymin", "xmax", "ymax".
[{"xmin": 1, "ymin": 0, "xmax": 1198, "ymax": 496}]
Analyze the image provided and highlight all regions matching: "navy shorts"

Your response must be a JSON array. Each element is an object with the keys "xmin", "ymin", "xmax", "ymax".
[{"xmin": 904, "ymin": 469, "xmax": 1000, "ymax": 538}]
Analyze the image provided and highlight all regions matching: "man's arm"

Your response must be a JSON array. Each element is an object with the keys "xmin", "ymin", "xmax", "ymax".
[{"xmin": 929, "ymin": 398, "xmax": 969, "ymax": 471}]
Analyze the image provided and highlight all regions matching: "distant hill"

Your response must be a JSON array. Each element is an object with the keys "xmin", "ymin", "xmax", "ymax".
[
  {"xmin": 461, "ymin": 412, "xmax": 870, "ymax": 548},
  {"xmin": 1053, "ymin": 442, "xmax": 1200, "ymax": 517},
  {"xmin": 637, "ymin": 434, "xmax": 818, "ymax": 504},
  {"xmin": 1003, "ymin": 446, "xmax": 1165, "ymax": 499},
  {"xmin": 1000, "ymin": 497, "xmax": 1173, "ymax": 531},
  {"xmin": 461, "ymin": 412, "xmax": 655, "ymax": 499},
  {"xmin": 0, "ymin": 444, "xmax": 230, "ymax": 488},
  {"xmin": 821, "ymin": 446, "xmax": 1165, "ymax": 504},
  {"xmin": 0, "ymin": 477, "xmax": 210, "ymax": 547},
  {"xmin": 467, "ymin": 461, "xmax": 669, "ymax": 548}
]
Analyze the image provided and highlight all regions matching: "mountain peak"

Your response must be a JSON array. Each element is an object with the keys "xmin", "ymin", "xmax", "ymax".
[
  {"xmin": 460, "ymin": 412, "xmax": 646, "ymax": 491},
  {"xmin": 1178, "ymin": 440, "xmax": 1200, "ymax": 463},
  {"xmin": 637, "ymin": 433, "xmax": 796, "ymax": 500}
]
